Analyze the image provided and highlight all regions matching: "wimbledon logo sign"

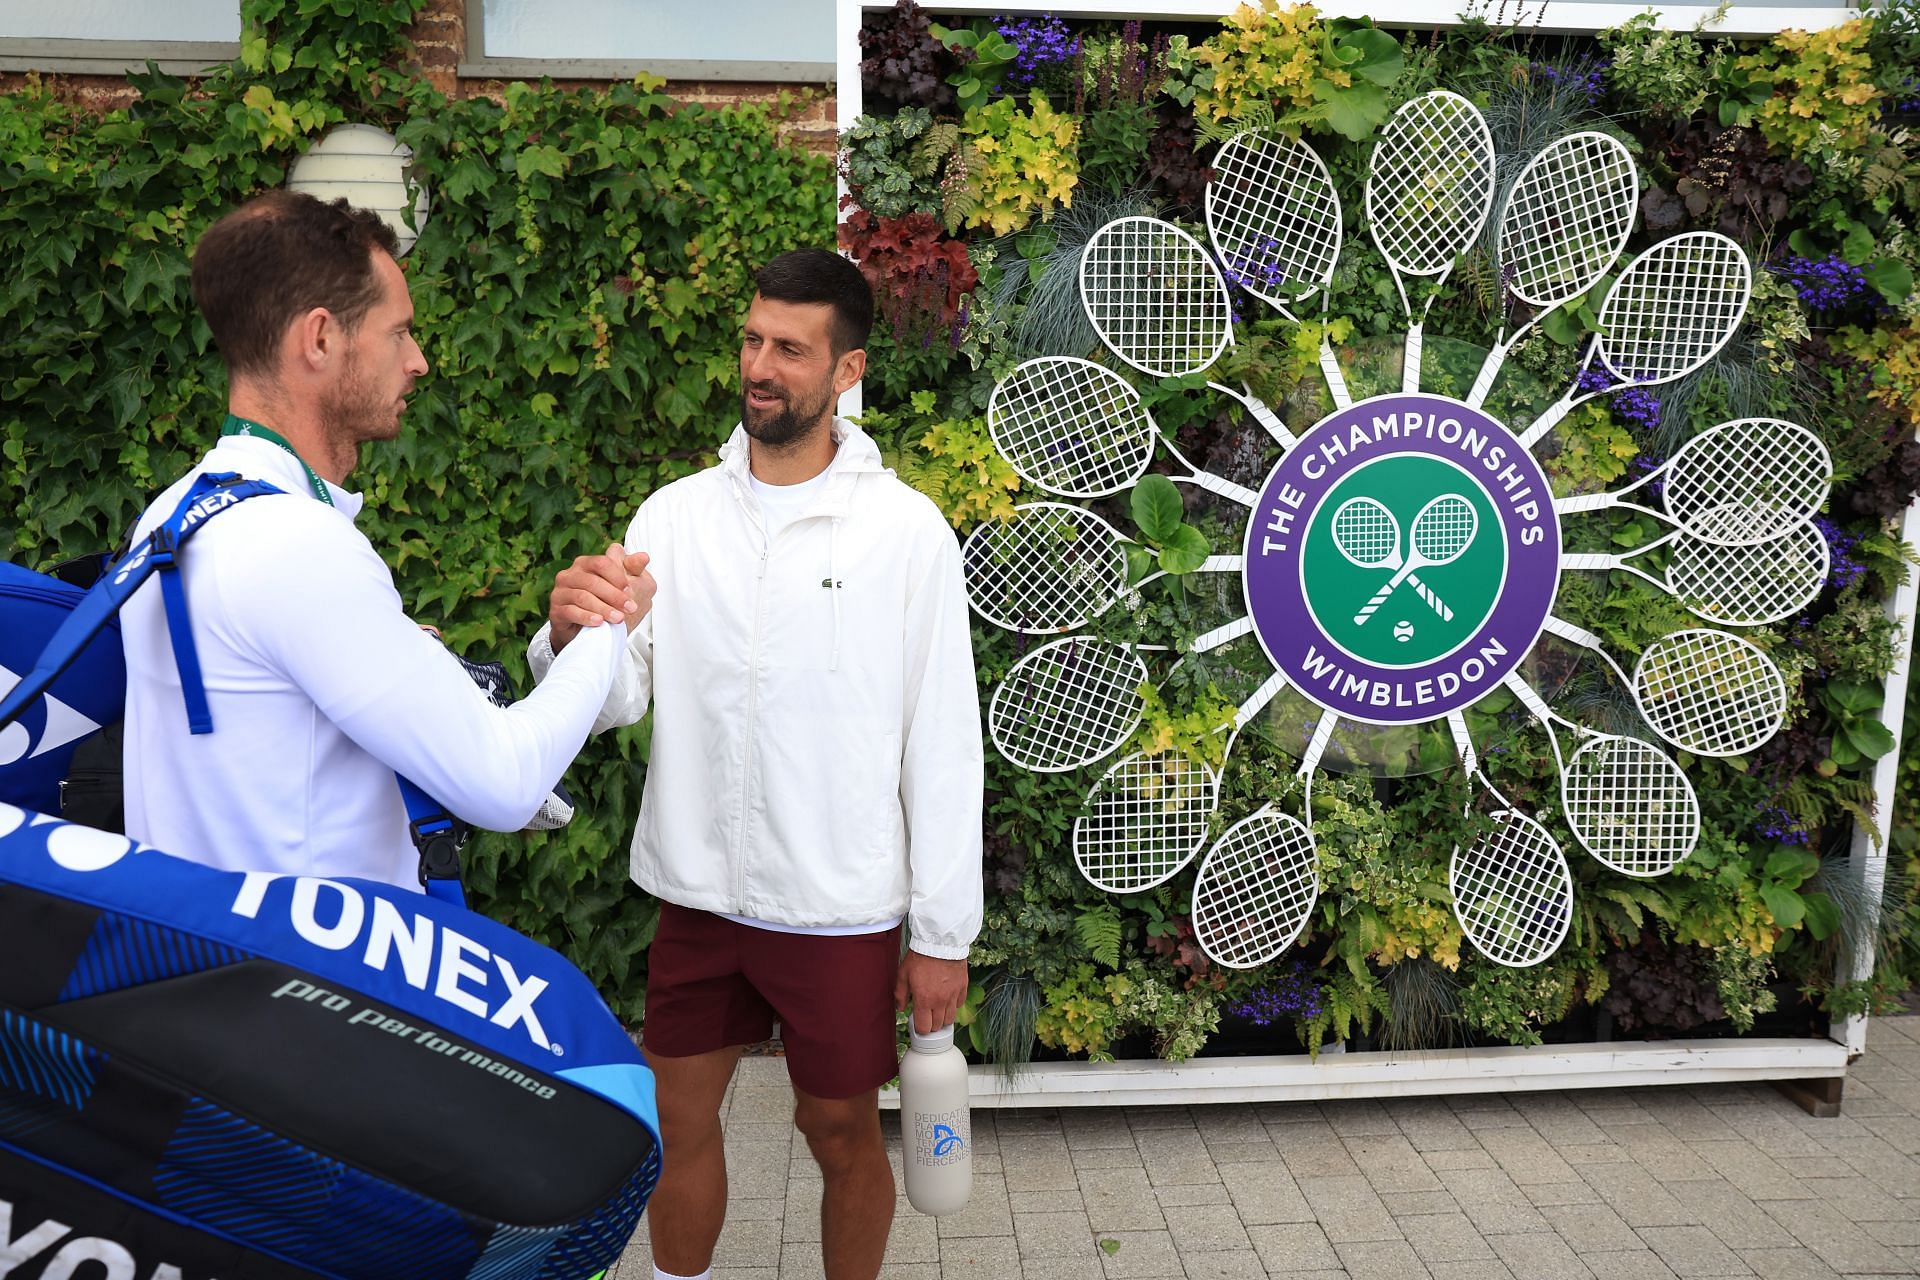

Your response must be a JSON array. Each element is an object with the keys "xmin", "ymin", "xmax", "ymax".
[{"xmin": 1245, "ymin": 393, "xmax": 1560, "ymax": 724}]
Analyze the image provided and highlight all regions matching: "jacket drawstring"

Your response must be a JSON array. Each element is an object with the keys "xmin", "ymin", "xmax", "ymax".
[{"xmin": 828, "ymin": 516, "xmax": 843, "ymax": 671}]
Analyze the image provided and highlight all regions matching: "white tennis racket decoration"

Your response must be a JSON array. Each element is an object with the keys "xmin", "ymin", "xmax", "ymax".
[
  {"xmin": 1364, "ymin": 91, "xmax": 1495, "ymax": 393},
  {"xmin": 1079, "ymin": 217, "xmax": 1298, "ymax": 447},
  {"xmin": 1447, "ymin": 713, "xmax": 1576, "ymax": 968},
  {"xmin": 1502, "ymin": 675, "xmax": 1701, "ymax": 877},
  {"xmin": 1520, "ymin": 232, "xmax": 1753, "ymax": 449},
  {"xmin": 1204, "ymin": 129, "xmax": 1352, "ymax": 409},
  {"xmin": 1561, "ymin": 521, "xmax": 1829, "ymax": 627},
  {"xmin": 1351, "ymin": 494, "xmax": 1478, "ymax": 626},
  {"xmin": 1468, "ymin": 132, "xmax": 1638, "ymax": 407}
]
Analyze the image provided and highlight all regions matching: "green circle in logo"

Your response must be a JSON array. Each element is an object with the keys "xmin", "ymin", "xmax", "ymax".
[{"xmin": 1300, "ymin": 455, "xmax": 1508, "ymax": 669}]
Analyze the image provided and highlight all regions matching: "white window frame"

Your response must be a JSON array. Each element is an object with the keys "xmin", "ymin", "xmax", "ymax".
[{"xmin": 461, "ymin": 0, "xmax": 834, "ymax": 83}]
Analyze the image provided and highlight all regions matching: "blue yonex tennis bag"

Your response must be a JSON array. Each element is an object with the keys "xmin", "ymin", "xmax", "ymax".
[
  {"xmin": 0, "ymin": 560, "xmax": 125, "ymax": 817},
  {"xmin": 0, "ymin": 804, "xmax": 661, "ymax": 1280}
]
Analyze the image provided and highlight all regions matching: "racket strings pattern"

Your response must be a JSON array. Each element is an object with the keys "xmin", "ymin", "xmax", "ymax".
[
  {"xmin": 1498, "ymin": 133, "xmax": 1638, "ymax": 303},
  {"xmin": 1413, "ymin": 495, "xmax": 1476, "ymax": 559},
  {"xmin": 1332, "ymin": 498, "xmax": 1398, "ymax": 565},
  {"xmin": 963, "ymin": 504, "xmax": 1127, "ymax": 634},
  {"xmin": 987, "ymin": 358, "xmax": 1156, "ymax": 498},
  {"xmin": 1664, "ymin": 522, "xmax": 1828, "ymax": 626},
  {"xmin": 1598, "ymin": 235, "xmax": 1752, "ymax": 383},
  {"xmin": 1666, "ymin": 419, "xmax": 1831, "ymax": 541},
  {"xmin": 1560, "ymin": 737, "xmax": 1701, "ymax": 876},
  {"xmin": 1189, "ymin": 809, "xmax": 1319, "ymax": 969},
  {"xmin": 1074, "ymin": 754, "xmax": 1220, "ymax": 893},
  {"xmin": 1633, "ymin": 629, "xmax": 1787, "ymax": 757},
  {"xmin": 1367, "ymin": 92, "xmax": 1494, "ymax": 277},
  {"xmin": 1080, "ymin": 219, "xmax": 1231, "ymax": 378},
  {"xmin": 988, "ymin": 638, "xmax": 1149, "ymax": 774},
  {"xmin": 1451, "ymin": 808, "xmax": 1575, "ymax": 967},
  {"xmin": 1207, "ymin": 132, "xmax": 1342, "ymax": 308}
]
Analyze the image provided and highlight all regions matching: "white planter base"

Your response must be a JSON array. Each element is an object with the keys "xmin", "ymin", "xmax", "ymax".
[{"xmin": 879, "ymin": 1038, "xmax": 1848, "ymax": 1110}]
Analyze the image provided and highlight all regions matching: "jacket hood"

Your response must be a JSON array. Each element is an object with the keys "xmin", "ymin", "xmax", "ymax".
[{"xmin": 718, "ymin": 417, "xmax": 886, "ymax": 501}]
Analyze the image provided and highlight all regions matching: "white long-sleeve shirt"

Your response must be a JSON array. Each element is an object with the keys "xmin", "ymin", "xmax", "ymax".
[
  {"xmin": 528, "ymin": 420, "xmax": 985, "ymax": 959},
  {"xmin": 121, "ymin": 434, "xmax": 623, "ymax": 889}
]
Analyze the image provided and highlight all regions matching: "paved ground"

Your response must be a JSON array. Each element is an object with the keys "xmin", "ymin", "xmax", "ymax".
[{"xmin": 611, "ymin": 1014, "xmax": 1920, "ymax": 1280}]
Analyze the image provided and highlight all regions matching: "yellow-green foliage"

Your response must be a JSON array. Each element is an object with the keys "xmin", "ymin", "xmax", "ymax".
[
  {"xmin": 1312, "ymin": 777, "xmax": 1465, "ymax": 970},
  {"xmin": 1543, "ymin": 403, "xmax": 1638, "ymax": 497},
  {"xmin": 1034, "ymin": 962, "xmax": 1220, "ymax": 1062},
  {"xmin": 961, "ymin": 94, "xmax": 1079, "ymax": 236},
  {"xmin": 1834, "ymin": 323, "xmax": 1920, "ymax": 427},
  {"xmin": 1129, "ymin": 680, "xmax": 1239, "ymax": 767},
  {"xmin": 1194, "ymin": 1, "xmax": 1325, "ymax": 125},
  {"xmin": 865, "ymin": 392, "xmax": 1022, "ymax": 529},
  {"xmin": 1735, "ymin": 18, "xmax": 1882, "ymax": 156}
]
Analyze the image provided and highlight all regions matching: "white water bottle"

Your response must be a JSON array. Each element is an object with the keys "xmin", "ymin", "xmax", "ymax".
[{"xmin": 900, "ymin": 1024, "xmax": 972, "ymax": 1215}]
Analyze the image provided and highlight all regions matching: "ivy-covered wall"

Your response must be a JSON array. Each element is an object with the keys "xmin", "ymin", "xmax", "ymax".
[{"xmin": 0, "ymin": 0, "xmax": 835, "ymax": 1020}]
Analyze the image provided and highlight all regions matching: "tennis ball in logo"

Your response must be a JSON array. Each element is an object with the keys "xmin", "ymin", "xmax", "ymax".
[{"xmin": 1394, "ymin": 620, "xmax": 1414, "ymax": 642}]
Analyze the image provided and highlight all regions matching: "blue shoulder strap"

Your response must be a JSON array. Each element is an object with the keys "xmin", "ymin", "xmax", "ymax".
[{"xmin": 0, "ymin": 470, "xmax": 467, "ymax": 905}]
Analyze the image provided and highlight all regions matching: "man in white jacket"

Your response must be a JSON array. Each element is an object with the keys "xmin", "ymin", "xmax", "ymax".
[{"xmin": 531, "ymin": 250, "xmax": 983, "ymax": 1280}]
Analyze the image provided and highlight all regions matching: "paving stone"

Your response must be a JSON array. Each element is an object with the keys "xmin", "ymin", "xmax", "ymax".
[
  {"xmin": 1154, "ymin": 1182, "xmax": 1232, "ymax": 1207},
  {"xmin": 1163, "ymin": 1203, "xmax": 1252, "ymax": 1253},
  {"xmin": 1439, "ymin": 1166, "xmax": 1553, "ymax": 1235},
  {"xmin": 1386, "ymin": 1099, "xmax": 1482, "ymax": 1152},
  {"xmin": 1770, "ymin": 1157, "xmax": 1859, "ymax": 1181},
  {"xmin": 783, "ymin": 1177, "xmax": 824, "ymax": 1242},
  {"xmin": 932, "ymin": 1176, "xmax": 1012, "ymax": 1239},
  {"xmin": 1097, "ymin": 1229, "xmax": 1182, "ymax": 1279},
  {"xmin": 870, "ymin": 1265, "xmax": 940, "ymax": 1280},
  {"xmin": 1180, "ymin": 1249, "xmax": 1267, "ymax": 1279},
  {"xmin": 712, "ymin": 1217, "xmax": 784, "ymax": 1269},
  {"xmin": 1221, "ymin": 1160, "xmax": 1314, "ymax": 1225},
  {"xmin": 1862, "ymin": 1217, "xmax": 1920, "ymax": 1247},
  {"xmin": 1426, "ymin": 1263, "xmax": 1516, "ymax": 1280},
  {"xmin": 1003, "ymin": 1137, "xmax": 1080, "ymax": 1194},
  {"xmin": 1062, "ymin": 1111, "xmax": 1137, "ymax": 1150},
  {"xmin": 1511, "ymin": 1092, "xmax": 1611, "ymax": 1145},
  {"xmin": 1579, "ymin": 1161, "xmax": 1701, "ymax": 1228},
  {"xmin": 1011, "ymin": 1188, "xmax": 1086, "ymax": 1214},
  {"xmin": 1140, "ymin": 1128, "xmax": 1226, "ymax": 1187},
  {"xmin": 998, "ymin": 1109, "xmax": 1065, "ymax": 1135},
  {"xmin": 1078, "ymin": 1167, "xmax": 1165, "ymax": 1233},
  {"xmin": 1539, "ymin": 1202, "xmax": 1643, "ymax": 1253},
  {"xmin": 1827, "ymin": 1132, "xmax": 1920, "ymax": 1192},
  {"xmin": 1581, "ymin": 1251, "xmax": 1680, "ymax": 1280},
  {"xmin": 883, "ymin": 1214, "xmax": 941, "ymax": 1265},
  {"xmin": 1521, "ymin": 1179, "xmax": 1605, "ymax": 1207},
  {"xmin": 1688, "ymin": 1141, "xmax": 1816, "ymax": 1202},
  {"xmin": 1603, "ymin": 1122, "xmax": 1719, "ymax": 1183},
  {"xmin": 1664, "ymin": 1178, "xmax": 1795, "ymax": 1253},
  {"xmin": 1297, "ymin": 1174, "xmax": 1402, "ymax": 1244},
  {"xmin": 938, "ymin": 1234, "xmax": 1020, "ymax": 1278},
  {"xmin": 1734, "ymin": 1248, "xmax": 1844, "ymax": 1280},
  {"xmin": 1272, "ymin": 1120, "xmax": 1365, "ymax": 1178},
  {"xmin": 1636, "ymin": 1225, "xmax": 1752, "ymax": 1278},
  {"xmin": 1798, "ymin": 1176, "xmax": 1910, "ymax": 1223},
  {"xmin": 712, "ymin": 1269, "xmax": 780, "ymax": 1280},
  {"xmin": 1488, "ymin": 1231, "xmax": 1596, "ymax": 1280},
  {"xmin": 1125, "ymin": 1105, "xmax": 1198, "ymax": 1131},
  {"xmin": 1345, "ymin": 1134, "xmax": 1444, "ymax": 1194},
  {"xmin": 1014, "ymin": 1210, "xmax": 1096, "ymax": 1261},
  {"xmin": 1247, "ymin": 1222, "xmax": 1341, "ymax": 1272},
  {"xmin": 1397, "ymin": 1210, "xmax": 1496, "ymax": 1264},
  {"xmin": 1476, "ymin": 1125, "xmax": 1582, "ymax": 1184},
  {"xmin": 1204, "ymin": 1139, "xmax": 1283, "ymax": 1165},
  {"xmin": 1193, "ymin": 1104, "xmax": 1269, "ymax": 1145},
  {"xmin": 1421, "ymin": 1148, "xmax": 1498, "ymax": 1171},
  {"xmin": 1758, "ymin": 1197, "xmax": 1909, "ymax": 1274},
  {"xmin": 1380, "ymin": 1190, "xmax": 1461, "ymax": 1217},
  {"xmin": 1631, "ymin": 1091, "xmax": 1743, "ymax": 1143},
  {"xmin": 1262, "ymin": 1273, "xmax": 1351, "ymax": 1280},
  {"xmin": 1071, "ymin": 1146, "xmax": 1145, "ymax": 1171},
  {"xmin": 1321, "ymin": 1099, "xmax": 1400, "ymax": 1138},
  {"xmin": 1333, "ymin": 1239, "xmax": 1432, "ymax": 1280}
]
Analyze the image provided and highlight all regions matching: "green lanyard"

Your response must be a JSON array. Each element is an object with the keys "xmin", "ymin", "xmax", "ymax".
[{"xmin": 221, "ymin": 414, "xmax": 332, "ymax": 507}]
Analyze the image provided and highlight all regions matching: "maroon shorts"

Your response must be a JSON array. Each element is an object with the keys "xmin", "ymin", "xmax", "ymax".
[{"xmin": 643, "ymin": 902, "xmax": 903, "ymax": 1099}]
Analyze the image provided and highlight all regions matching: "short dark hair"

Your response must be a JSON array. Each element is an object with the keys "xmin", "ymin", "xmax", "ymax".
[
  {"xmin": 754, "ymin": 249, "xmax": 874, "ymax": 357},
  {"xmin": 190, "ymin": 190, "xmax": 401, "ymax": 378}
]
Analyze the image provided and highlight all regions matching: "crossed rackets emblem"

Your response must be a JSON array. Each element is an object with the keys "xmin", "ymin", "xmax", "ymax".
[{"xmin": 1331, "ymin": 493, "xmax": 1479, "ymax": 627}]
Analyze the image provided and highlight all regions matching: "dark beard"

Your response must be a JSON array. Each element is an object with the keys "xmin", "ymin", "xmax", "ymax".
[{"xmin": 741, "ymin": 381, "xmax": 832, "ymax": 447}]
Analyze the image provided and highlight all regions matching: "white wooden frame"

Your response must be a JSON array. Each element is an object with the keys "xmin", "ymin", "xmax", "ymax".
[{"xmin": 839, "ymin": 0, "xmax": 1916, "ymax": 1107}]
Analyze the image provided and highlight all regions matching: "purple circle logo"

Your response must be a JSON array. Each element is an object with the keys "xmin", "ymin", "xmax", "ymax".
[{"xmin": 1243, "ymin": 393, "xmax": 1559, "ymax": 724}]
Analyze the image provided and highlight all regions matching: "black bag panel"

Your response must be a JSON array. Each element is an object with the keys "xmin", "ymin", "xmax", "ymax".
[
  {"xmin": 44, "ymin": 957, "xmax": 649, "ymax": 1226},
  {"xmin": 0, "ymin": 1147, "xmax": 329, "ymax": 1280}
]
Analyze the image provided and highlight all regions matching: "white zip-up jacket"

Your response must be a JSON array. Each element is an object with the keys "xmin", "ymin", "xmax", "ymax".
[{"xmin": 529, "ymin": 420, "xmax": 984, "ymax": 959}]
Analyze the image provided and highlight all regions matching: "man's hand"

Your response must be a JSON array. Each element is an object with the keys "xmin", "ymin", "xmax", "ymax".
[
  {"xmin": 894, "ymin": 950, "xmax": 968, "ymax": 1034},
  {"xmin": 548, "ymin": 542, "xmax": 656, "ymax": 654}
]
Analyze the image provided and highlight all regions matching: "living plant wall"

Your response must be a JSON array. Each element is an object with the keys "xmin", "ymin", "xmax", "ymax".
[
  {"xmin": 0, "ymin": 0, "xmax": 836, "ymax": 1020},
  {"xmin": 840, "ymin": 0, "xmax": 1920, "ymax": 1064}
]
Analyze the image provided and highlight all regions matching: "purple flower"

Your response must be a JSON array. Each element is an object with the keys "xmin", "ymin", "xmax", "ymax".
[
  {"xmin": 995, "ymin": 15, "xmax": 1079, "ymax": 89},
  {"xmin": 1755, "ymin": 804, "xmax": 1810, "ymax": 845},
  {"xmin": 1769, "ymin": 254, "xmax": 1872, "ymax": 312},
  {"xmin": 1228, "ymin": 961, "xmax": 1325, "ymax": 1025},
  {"xmin": 1532, "ymin": 60, "xmax": 1607, "ymax": 108},
  {"xmin": 1815, "ymin": 516, "xmax": 1865, "ymax": 590}
]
